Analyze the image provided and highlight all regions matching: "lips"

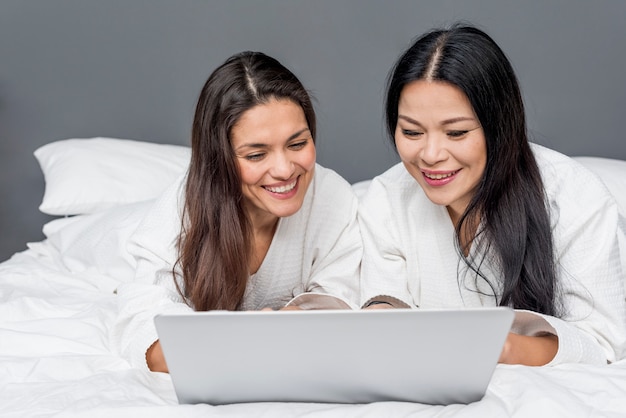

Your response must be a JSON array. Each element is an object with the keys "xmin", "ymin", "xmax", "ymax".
[
  {"xmin": 263, "ymin": 177, "xmax": 298, "ymax": 195},
  {"xmin": 422, "ymin": 169, "xmax": 459, "ymax": 186},
  {"xmin": 424, "ymin": 171, "xmax": 457, "ymax": 180}
]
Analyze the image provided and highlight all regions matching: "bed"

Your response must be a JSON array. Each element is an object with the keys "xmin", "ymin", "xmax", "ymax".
[{"xmin": 2, "ymin": 137, "xmax": 626, "ymax": 418}]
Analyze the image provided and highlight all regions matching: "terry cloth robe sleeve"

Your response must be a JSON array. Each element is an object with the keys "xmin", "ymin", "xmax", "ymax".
[
  {"xmin": 358, "ymin": 164, "xmax": 416, "ymax": 308},
  {"xmin": 284, "ymin": 165, "xmax": 363, "ymax": 310},
  {"xmin": 513, "ymin": 145, "xmax": 626, "ymax": 365},
  {"xmin": 109, "ymin": 174, "xmax": 193, "ymax": 370},
  {"xmin": 359, "ymin": 163, "xmax": 474, "ymax": 311}
]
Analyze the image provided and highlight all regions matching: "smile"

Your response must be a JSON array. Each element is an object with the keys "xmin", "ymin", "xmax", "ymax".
[
  {"xmin": 423, "ymin": 170, "xmax": 459, "ymax": 180},
  {"xmin": 263, "ymin": 179, "xmax": 298, "ymax": 194}
]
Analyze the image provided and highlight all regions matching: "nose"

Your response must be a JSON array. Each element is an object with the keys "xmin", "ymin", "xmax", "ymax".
[
  {"xmin": 420, "ymin": 134, "xmax": 447, "ymax": 166},
  {"xmin": 269, "ymin": 151, "xmax": 295, "ymax": 180}
]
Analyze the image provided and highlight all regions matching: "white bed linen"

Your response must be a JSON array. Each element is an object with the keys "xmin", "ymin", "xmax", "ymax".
[{"xmin": 2, "ymin": 241, "xmax": 626, "ymax": 418}]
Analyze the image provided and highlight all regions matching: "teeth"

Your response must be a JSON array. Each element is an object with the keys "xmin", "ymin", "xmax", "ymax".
[
  {"xmin": 265, "ymin": 180, "xmax": 297, "ymax": 193},
  {"xmin": 424, "ymin": 171, "xmax": 456, "ymax": 180}
]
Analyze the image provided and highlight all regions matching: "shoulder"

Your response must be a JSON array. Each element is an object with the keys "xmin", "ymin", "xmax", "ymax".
[
  {"xmin": 531, "ymin": 143, "xmax": 612, "ymax": 203},
  {"xmin": 128, "ymin": 174, "xmax": 186, "ymax": 260},
  {"xmin": 139, "ymin": 174, "xmax": 186, "ymax": 227},
  {"xmin": 360, "ymin": 162, "xmax": 425, "ymax": 210},
  {"xmin": 531, "ymin": 143, "xmax": 619, "ymax": 228},
  {"xmin": 532, "ymin": 143, "xmax": 584, "ymax": 173},
  {"xmin": 312, "ymin": 164, "xmax": 355, "ymax": 195},
  {"xmin": 303, "ymin": 164, "xmax": 358, "ymax": 222}
]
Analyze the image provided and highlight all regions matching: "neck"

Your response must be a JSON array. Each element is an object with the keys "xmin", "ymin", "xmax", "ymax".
[
  {"xmin": 249, "ymin": 213, "xmax": 279, "ymax": 238},
  {"xmin": 447, "ymin": 206, "xmax": 480, "ymax": 257},
  {"xmin": 248, "ymin": 214, "xmax": 278, "ymax": 275}
]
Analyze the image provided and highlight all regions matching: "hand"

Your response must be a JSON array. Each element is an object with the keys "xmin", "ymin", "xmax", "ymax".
[
  {"xmin": 363, "ymin": 301, "xmax": 393, "ymax": 310},
  {"xmin": 499, "ymin": 332, "xmax": 558, "ymax": 366},
  {"xmin": 146, "ymin": 340, "xmax": 169, "ymax": 373},
  {"xmin": 365, "ymin": 303, "xmax": 393, "ymax": 310},
  {"xmin": 260, "ymin": 305, "xmax": 303, "ymax": 311},
  {"xmin": 279, "ymin": 305, "xmax": 303, "ymax": 311}
]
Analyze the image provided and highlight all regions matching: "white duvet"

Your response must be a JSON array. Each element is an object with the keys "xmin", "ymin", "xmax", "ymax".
[
  {"xmin": 3, "ymin": 139, "xmax": 625, "ymax": 417},
  {"xmin": 2, "ymin": 241, "xmax": 626, "ymax": 418}
]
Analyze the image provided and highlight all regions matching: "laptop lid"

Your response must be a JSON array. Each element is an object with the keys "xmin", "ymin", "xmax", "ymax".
[{"xmin": 154, "ymin": 307, "xmax": 514, "ymax": 405}]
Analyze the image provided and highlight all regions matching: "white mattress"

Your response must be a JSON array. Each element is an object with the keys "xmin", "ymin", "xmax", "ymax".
[{"xmin": 2, "ymin": 241, "xmax": 626, "ymax": 417}]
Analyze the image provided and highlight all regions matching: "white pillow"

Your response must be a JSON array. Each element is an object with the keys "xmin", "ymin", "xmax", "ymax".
[{"xmin": 34, "ymin": 137, "xmax": 191, "ymax": 215}]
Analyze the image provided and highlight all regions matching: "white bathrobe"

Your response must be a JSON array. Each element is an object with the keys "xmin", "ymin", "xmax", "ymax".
[
  {"xmin": 111, "ymin": 164, "xmax": 362, "ymax": 369},
  {"xmin": 359, "ymin": 144, "xmax": 626, "ymax": 365}
]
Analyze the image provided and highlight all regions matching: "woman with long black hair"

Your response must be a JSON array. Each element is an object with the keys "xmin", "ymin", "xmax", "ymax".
[{"xmin": 360, "ymin": 24, "xmax": 626, "ymax": 366}]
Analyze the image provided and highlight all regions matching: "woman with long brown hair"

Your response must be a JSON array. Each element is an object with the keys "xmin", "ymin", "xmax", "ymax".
[{"xmin": 113, "ymin": 51, "xmax": 361, "ymax": 372}]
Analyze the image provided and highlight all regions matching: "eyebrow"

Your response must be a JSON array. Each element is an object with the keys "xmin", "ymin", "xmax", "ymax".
[
  {"xmin": 398, "ymin": 115, "xmax": 476, "ymax": 126},
  {"xmin": 234, "ymin": 127, "xmax": 310, "ymax": 151}
]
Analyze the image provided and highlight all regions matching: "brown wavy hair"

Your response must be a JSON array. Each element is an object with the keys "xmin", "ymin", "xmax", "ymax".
[{"xmin": 176, "ymin": 51, "xmax": 316, "ymax": 311}]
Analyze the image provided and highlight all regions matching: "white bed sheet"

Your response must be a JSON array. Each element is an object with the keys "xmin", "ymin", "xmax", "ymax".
[{"xmin": 2, "ymin": 242, "xmax": 626, "ymax": 418}]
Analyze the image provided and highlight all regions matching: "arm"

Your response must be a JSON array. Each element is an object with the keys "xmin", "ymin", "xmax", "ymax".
[
  {"xmin": 503, "ymin": 202, "xmax": 625, "ymax": 366},
  {"xmin": 510, "ymin": 157, "xmax": 626, "ymax": 365},
  {"xmin": 548, "ymin": 188, "xmax": 625, "ymax": 364},
  {"xmin": 287, "ymin": 183, "xmax": 362, "ymax": 310},
  {"xmin": 110, "ymin": 175, "xmax": 194, "ymax": 371},
  {"xmin": 358, "ymin": 176, "xmax": 414, "ymax": 309},
  {"xmin": 111, "ymin": 268, "xmax": 193, "ymax": 371},
  {"xmin": 285, "ymin": 168, "xmax": 363, "ymax": 310},
  {"xmin": 146, "ymin": 340, "xmax": 169, "ymax": 372},
  {"xmin": 499, "ymin": 333, "xmax": 559, "ymax": 366}
]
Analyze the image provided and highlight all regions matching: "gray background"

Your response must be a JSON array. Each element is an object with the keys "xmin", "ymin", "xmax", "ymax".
[{"xmin": 1, "ymin": 0, "xmax": 625, "ymax": 262}]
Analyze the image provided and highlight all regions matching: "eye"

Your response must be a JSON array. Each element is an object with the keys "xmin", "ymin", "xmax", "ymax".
[
  {"xmin": 401, "ymin": 129, "xmax": 423, "ymax": 138},
  {"xmin": 244, "ymin": 152, "xmax": 266, "ymax": 161},
  {"xmin": 288, "ymin": 140, "xmax": 309, "ymax": 150},
  {"xmin": 447, "ymin": 130, "xmax": 469, "ymax": 138}
]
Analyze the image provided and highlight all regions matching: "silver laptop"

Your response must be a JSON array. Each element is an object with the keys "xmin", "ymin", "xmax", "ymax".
[{"xmin": 154, "ymin": 307, "xmax": 514, "ymax": 405}]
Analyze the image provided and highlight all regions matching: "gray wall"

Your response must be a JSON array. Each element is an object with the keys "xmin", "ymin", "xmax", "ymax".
[{"xmin": 1, "ymin": 0, "xmax": 625, "ymax": 261}]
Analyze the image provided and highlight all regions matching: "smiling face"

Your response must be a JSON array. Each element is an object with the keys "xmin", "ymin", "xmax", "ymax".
[
  {"xmin": 231, "ymin": 98, "xmax": 316, "ymax": 228},
  {"xmin": 395, "ymin": 80, "xmax": 487, "ymax": 224}
]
